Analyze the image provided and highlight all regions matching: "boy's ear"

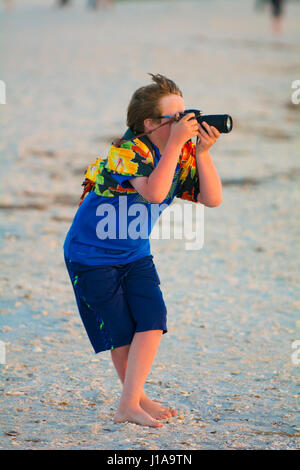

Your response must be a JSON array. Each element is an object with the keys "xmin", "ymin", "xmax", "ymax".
[{"xmin": 144, "ymin": 118, "xmax": 157, "ymax": 132}]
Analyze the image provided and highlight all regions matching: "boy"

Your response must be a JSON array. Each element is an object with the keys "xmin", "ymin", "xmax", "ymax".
[{"xmin": 63, "ymin": 74, "xmax": 222, "ymax": 428}]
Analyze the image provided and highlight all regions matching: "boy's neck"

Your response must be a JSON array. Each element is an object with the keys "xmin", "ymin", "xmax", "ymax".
[{"xmin": 148, "ymin": 135, "xmax": 167, "ymax": 154}]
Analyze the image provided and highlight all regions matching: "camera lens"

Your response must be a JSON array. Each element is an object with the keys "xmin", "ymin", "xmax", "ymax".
[{"xmin": 226, "ymin": 116, "xmax": 233, "ymax": 132}]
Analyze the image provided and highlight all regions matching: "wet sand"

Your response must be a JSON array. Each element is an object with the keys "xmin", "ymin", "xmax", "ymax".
[{"xmin": 0, "ymin": 0, "xmax": 299, "ymax": 450}]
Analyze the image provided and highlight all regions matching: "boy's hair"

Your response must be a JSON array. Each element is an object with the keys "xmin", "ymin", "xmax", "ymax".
[{"xmin": 126, "ymin": 73, "xmax": 182, "ymax": 134}]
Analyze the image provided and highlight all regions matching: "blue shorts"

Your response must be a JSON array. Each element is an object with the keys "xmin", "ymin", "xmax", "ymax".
[{"xmin": 64, "ymin": 254, "xmax": 168, "ymax": 353}]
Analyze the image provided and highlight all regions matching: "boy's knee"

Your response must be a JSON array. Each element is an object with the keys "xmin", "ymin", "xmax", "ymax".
[{"xmin": 136, "ymin": 329, "xmax": 163, "ymax": 337}]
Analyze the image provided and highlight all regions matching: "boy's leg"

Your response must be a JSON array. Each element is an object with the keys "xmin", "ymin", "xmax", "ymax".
[
  {"xmin": 110, "ymin": 344, "xmax": 130, "ymax": 383},
  {"xmin": 111, "ymin": 342, "xmax": 176, "ymax": 420},
  {"xmin": 113, "ymin": 330, "xmax": 164, "ymax": 427}
]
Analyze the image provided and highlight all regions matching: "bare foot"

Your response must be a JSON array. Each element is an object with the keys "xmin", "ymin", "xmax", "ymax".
[
  {"xmin": 113, "ymin": 404, "xmax": 164, "ymax": 428},
  {"xmin": 140, "ymin": 395, "xmax": 177, "ymax": 420}
]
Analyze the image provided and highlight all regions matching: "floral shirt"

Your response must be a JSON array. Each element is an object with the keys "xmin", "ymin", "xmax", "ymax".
[{"xmin": 63, "ymin": 129, "xmax": 200, "ymax": 266}]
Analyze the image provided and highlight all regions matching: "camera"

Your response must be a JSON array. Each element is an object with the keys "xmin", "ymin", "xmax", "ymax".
[{"xmin": 179, "ymin": 109, "xmax": 233, "ymax": 134}]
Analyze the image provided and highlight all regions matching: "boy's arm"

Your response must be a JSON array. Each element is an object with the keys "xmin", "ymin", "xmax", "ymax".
[
  {"xmin": 129, "ymin": 140, "xmax": 183, "ymax": 203},
  {"xmin": 194, "ymin": 122, "xmax": 222, "ymax": 207},
  {"xmin": 129, "ymin": 113, "xmax": 199, "ymax": 203},
  {"xmin": 195, "ymin": 151, "xmax": 222, "ymax": 207}
]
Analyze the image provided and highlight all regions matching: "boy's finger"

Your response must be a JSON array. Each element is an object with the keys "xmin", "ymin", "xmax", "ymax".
[
  {"xmin": 183, "ymin": 112, "xmax": 196, "ymax": 121},
  {"xmin": 197, "ymin": 131, "xmax": 209, "ymax": 143},
  {"xmin": 201, "ymin": 122, "xmax": 215, "ymax": 138},
  {"xmin": 198, "ymin": 125, "xmax": 209, "ymax": 136},
  {"xmin": 211, "ymin": 126, "xmax": 220, "ymax": 138}
]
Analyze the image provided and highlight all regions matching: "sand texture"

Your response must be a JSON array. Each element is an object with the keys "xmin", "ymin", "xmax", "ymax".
[{"xmin": 0, "ymin": 0, "xmax": 299, "ymax": 450}]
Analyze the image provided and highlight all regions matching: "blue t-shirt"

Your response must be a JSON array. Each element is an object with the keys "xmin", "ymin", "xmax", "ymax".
[{"xmin": 63, "ymin": 142, "xmax": 183, "ymax": 266}]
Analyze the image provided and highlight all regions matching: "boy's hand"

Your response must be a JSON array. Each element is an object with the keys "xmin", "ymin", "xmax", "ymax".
[
  {"xmin": 168, "ymin": 112, "xmax": 199, "ymax": 147},
  {"xmin": 196, "ymin": 122, "xmax": 220, "ymax": 154}
]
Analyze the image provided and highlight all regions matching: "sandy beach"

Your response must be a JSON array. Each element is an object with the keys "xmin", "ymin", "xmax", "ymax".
[{"xmin": 0, "ymin": 0, "xmax": 299, "ymax": 450}]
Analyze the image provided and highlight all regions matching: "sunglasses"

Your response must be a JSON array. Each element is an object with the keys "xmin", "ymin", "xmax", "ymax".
[{"xmin": 154, "ymin": 110, "xmax": 202, "ymax": 120}]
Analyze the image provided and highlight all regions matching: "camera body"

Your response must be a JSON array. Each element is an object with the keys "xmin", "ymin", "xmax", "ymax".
[{"xmin": 179, "ymin": 109, "xmax": 233, "ymax": 134}]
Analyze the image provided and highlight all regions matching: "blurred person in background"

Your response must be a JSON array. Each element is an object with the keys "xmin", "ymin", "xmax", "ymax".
[
  {"xmin": 270, "ymin": 0, "xmax": 285, "ymax": 34},
  {"xmin": 255, "ymin": 0, "xmax": 285, "ymax": 34},
  {"xmin": 87, "ymin": 0, "xmax": 115, "ymax": 9},
  {"xmin": 2, "ymin": 0, "xmax": 15, "ymax": 10},
  {"xmin": 58, "ymin": 0, "xmax": 71, "ymax": 6}
]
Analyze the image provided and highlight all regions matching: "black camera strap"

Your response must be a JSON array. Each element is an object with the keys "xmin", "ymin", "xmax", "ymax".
[{"xmin": 112, "ymin": 117, "xmax": 177, "ymax": 148}]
